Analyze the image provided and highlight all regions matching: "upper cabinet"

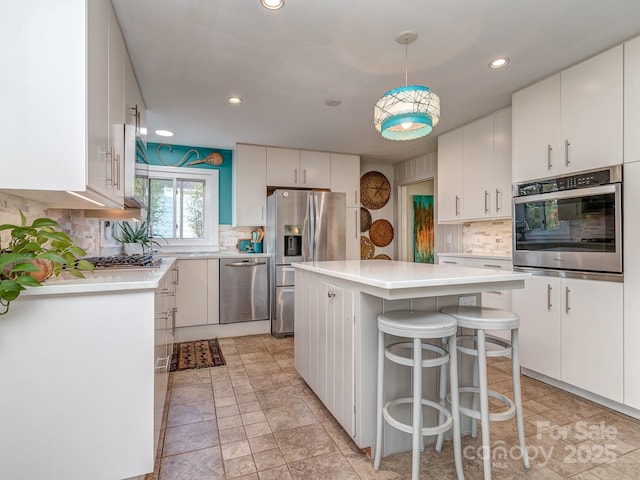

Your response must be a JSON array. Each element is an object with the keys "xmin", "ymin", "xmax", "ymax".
[
  {"xmin": 1, "ymin": 0, "xmax": 142, "ymax": 209},
  {"xmin": 330, "ymin": 153, "xmax": 360, "ymax": 208},
  {"xmin": 625, "ymin": 36, "xmax": 640, "ymax": 164},
  {"xmin": 124, "ymin": 52, "xmax": 147, "ymax": 145},
  {"xmin": 513, "ymin": 45, "xmax": 623, "ymax": 182},
  {"xmin": 234, "ymin": 144, "xmax": 267, "ymax": 226},
  {"xmin": 266, "ymin": 147, "xmax": 331, "ymax": 189},
  {"xmin": 437, "ymin": 108, "xmax": 512, "ymax": 223}
]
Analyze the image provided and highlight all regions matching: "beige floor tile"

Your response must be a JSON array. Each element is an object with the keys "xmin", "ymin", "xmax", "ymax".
[
  {"xmin": 217, "ymin": 404, "xmax": 241, "ymax": 418},
  {"xmin": 255, "ymin": 385, "xmax": 302, "ymax": 409},
  {"xmin": 248, "ymin": 433, "xmax": 279, "ymax": 454},
  {"xmin": 239, "ymin": 401, "xmax": 262, "ymax": 414},
  {"xmin": 222, "ymin": 440, "xmax": 252, "ymax": 460},
  {"xmin": 224, "ymin": 454, "xmax": 257, "ymax": 478},
  {"xmin": 214, "ymin": 387, "xmax": 235, "ymax": 399},
  {"xmin": 236, "ymin": 392, "xmax": 259, "ymax": 404},
  {"xmin": 170, "ymin": 384, "xmax": 214, "ymax": 405},
  {"xmin": 215, "ymin": 395, "xmax": 238, "ymax": 408},
  {"xmin": 167, "ymin": 400, "xmax": 216, "ymax": 428},
  {"xmin": 250, "ymin": 373, "xmax": 291, "ymax": 392},
  {"xmin": 159, "ymin": 446, "xmax": 225, "ymax": 480},
  {"xmin": 274, "ymin": 423, "xmax": 339, "ymax": 463},
  {"xmin": 242, "ymin": 410, "xmax": 268, "ymax": 426},
  {"xmin": 244, "ymin": 361, "xmax": 283, "ymax": 377},
  {"xmin": 171, "ymin": 369, "xmax": 213, "ymax": 388},
  {"xmin": 245, "ymin": 421, "xmax": 273, "ymax": 438},
  {"xmin": 257, "ymin": 465, "xmax": 293, "ymax": 480},
  {"xmin": 218, "ymin": 414, "xmax": 244, "ymax": 431},
  {"xmin": 264, "ymin": 401, "xmax": 317, "ymax": 432},
  {"xmin": 219, "ymin": 426, "xmax": 248, "ymax": 445},
  {"xmin": 253, "ymin": 448, "xmax": 286, "ymax": 471},
  {"xmin": 163, "ymin": 420, "xmax": 219, "ymax": 456},
  {"xmin": 288, "ymin": 452, "xmax": 360, "ymax": 480},
  {"xmin": 234, "ymin": 384, "xmax": 255, "ymax": 395}
]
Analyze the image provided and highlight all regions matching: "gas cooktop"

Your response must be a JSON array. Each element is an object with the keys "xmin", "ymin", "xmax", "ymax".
[{"xmin": 75, "ymin": 254, "xmax": 162, "ymax": 269}]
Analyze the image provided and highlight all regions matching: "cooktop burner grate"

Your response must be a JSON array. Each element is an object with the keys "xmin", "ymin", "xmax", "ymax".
[{"xmin": 74, "ymin": 254, "xmax": 162, "ymax": 269}]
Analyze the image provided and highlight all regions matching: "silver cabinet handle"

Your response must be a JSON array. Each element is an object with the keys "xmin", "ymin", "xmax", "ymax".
[
  {"xmin": 495, "ymin": 189, "xmax": 501, "ymax": 212},
  {"xmin": 354, "ymin": 191, "xmax": 358, "ymax": 205},
  {"xmin": 487, "ymin": 291, "xmax": 503, "ymax": 295},
  {"xmin": 327, "ymin": 291, "xmax": 336, "ymax": 298},
  {"xmin": 565, "ymin": 286, "xmax": 571, "ymax": 313},
  {"xmin": 565, "ymin": 139, "xmax": 571, "ymax": 166},
  {"xmin": 294, "ymin": 168, "xmax": 298, "ymax": 184},
  {"xmin": 227, "ymin": 261, "xmax": 267, "ymax": 266},
  {"xmin": 171, "ymin": 307, "xmax": 177, "ymax": 335},
  {"xmin": 455, "ymin": 196, "xmax": 460, "ymax": 216},
  {"xmin": 547, "ymin": 144, "xmax": 553, "ymax": 170},
  {"xmin": 442, "ymin": 260, "xmax": 458, "ymax": 264},
  {"xmin": 173, "ymin": 265, "xmax": 180, "ymax": 285},
  {"xmin": 112, "ymin": 152, "xmax": 121, "ymax": 189},
  {"xmin": 547, "ymin": 284, "xmax": 552, "ymax": 310},
  {"xmin": 483, "ymin": 264, "xmax": 502, "ymax": 269},
  {"xmin": 303, "ymin": 169, "xmax": 307, "ymax": 184},
  {"xmin": 484, "ymin": 190, "xmax": 489, "ymax": 213},
  {"xmin": 355, "ymin": 209, "xmax": 358, "ymax": 238}
]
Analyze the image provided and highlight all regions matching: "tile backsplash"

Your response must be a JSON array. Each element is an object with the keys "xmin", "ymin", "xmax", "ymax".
[{"xmin": 462, "ymin": 219, "xmax": 512, "ymax": 256}]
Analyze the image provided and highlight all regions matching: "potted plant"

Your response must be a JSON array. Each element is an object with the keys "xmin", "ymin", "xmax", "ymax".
[
  {"xmin": 114, "ymin": 221, "xmax": 164, "ymax": 255},
  {"xmin": 0, "ymin": 212, "xmax": 94, "ymax": 315}
]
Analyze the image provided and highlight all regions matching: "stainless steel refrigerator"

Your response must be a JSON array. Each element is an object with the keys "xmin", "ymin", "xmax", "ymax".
[{"xmin": 266, "ymin": 190, "xmax": 346, "ymax": 336}]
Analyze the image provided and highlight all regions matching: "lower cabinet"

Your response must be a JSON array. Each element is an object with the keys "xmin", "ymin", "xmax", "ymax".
[
  {"xmin": 515, "ymin": 276, "xmax": 623, "ymax": 403},
  {"xmin": 175, "ymin": 258, "xmax": 220, "ymax": 327},
  {"xmin": 295, "ymin": 270, "xmax": 355, "ymax": 436}
]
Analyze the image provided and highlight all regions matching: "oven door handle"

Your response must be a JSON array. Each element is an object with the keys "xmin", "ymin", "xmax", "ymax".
[{"xmin": 513, "ymin": 183, "xmax": 618, "ymax": 204}]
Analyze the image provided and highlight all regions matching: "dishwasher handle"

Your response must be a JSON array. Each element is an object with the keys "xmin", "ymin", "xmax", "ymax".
[{"xmin": 225, "ymin": 261, "xmax": 267, "ymax": 267}]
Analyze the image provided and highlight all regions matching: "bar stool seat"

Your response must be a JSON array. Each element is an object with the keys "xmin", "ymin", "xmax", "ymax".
[
  {"xmin": 441, "ymin": 305, "xmax": 529, "ymax": 480},
  {"xmin": 374, "ymin": 310, "xmax": 464, "ymax": 480}
]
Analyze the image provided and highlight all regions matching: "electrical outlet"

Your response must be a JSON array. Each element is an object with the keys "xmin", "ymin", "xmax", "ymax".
[{"xmin": 458, "ymin": 295, "xmax": 477, "ymax": 306}]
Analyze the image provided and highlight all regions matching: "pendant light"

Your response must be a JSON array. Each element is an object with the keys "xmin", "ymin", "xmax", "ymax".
[{"xmin": 374, "ymin": 31, "xmax": 440, "ymax": 141}]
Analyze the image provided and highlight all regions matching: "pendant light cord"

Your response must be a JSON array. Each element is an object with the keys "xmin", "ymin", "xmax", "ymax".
[{"xmin": 404, "ymin": 41, "xmax": 408, "ymax": 86}]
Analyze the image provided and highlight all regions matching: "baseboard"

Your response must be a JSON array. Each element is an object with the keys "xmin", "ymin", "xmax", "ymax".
[{"xmin": 174, "ymin": 320, "xmax": 270, "ymax": 342}]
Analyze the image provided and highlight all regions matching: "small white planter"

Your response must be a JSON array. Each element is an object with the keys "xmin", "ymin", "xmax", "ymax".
[{"xmin": 123, "ymin": 243, "xmax": 144, "ymax": 256}]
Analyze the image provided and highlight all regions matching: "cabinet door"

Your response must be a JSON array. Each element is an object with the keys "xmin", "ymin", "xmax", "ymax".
[
  {"xmin": 561, "ymin": 279, "xmax": 623, "ymax": 402},
  {"xmin": 512, "ymin": 74, "xmax": 561, "ymax": 182},
  {"xmin": 463, "ymin": 116, "xmax": 494, "ymax": 220},
  {"xmin": 330, "ymin": 153, "xmax": 360, "ymax": 207},
  {"xmin": 437, "ymin": 128, "xmax": 464, "ymax": 222},
  {"xmin": 625, "ymin": 37, "xmax": 640, "ymax": 164},
  {"xmin": 561, "ymin": 46, "xmax": 623, "ymax": 171},
  {"xmin": 175, "ymin": 259, "xmax": 209, "ymax": 327},
  {"xmin": 124, "ymin": 53, "xmax": 146, "ymax": 142},
  {"xmin": 300, "ymin": 150, "xmax": 331, "ymax": 188},
  {"xmin": 514, "ymin": 276, "xmax": 561, "ymax": 379},
  {"xmin": 493, "ymin": 108, "xmax": 512, "ymax": 217},
  {"xmin": 207, "ymin": 259, "xmax": 220, "ymax": 324},
  {"xmin": 345, "ymin": 207, "xmax": 360, "ymax": 260},
  {"xmin": 266, "ymin": 147, "xmax": 300, "ymax": 187},
  {"xmin": 624, "ymin": 161, "xmax": 640, "ymax": 408},
  {"xmin": 234, "ymin": 144, "xmax": 267, "ymax": 226}
]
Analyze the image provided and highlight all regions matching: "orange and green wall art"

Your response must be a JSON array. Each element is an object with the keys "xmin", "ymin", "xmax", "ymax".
[{"xmin": 414, "ymin": 195, "xmax": 434, "ymax": 263}]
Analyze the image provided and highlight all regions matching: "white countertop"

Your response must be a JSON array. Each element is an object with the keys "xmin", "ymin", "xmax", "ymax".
[
  {"xmin": 293, "ymin": 260, "xmax": 529, "ymax": 290},
  {"xmin": 160, "ymin": 252, "xmax": 271, "ymax": 259},
  {"xmin": 438, "ymin": 253, "xmax": 512, "ymax": 261},
  {"xmin": 21, "ymin": 257, "xmax": 178, "ymax": 296}
]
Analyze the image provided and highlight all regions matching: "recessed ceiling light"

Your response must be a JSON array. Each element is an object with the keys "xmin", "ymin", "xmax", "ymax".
[
  {"xmin": 261, "ymin": 0, "xmax": 284, "ymax": 10},
  {"xmin": 154, "ymin": 129, "xmax": 174, "ymax": 137},
  {"xmin": 325, "ymin": 98, "xmax": 341, "ymax": 107},
  {"xmin": 140, "ymin": 127, "xmax": 147, "ymax": 135},
  {"xmin": 228, "ymin": 96, "xmax": 242, "ymax": 104},
  {"xmin": 489, "ymin": 57, "xmax": 510, "ymax": 69}
]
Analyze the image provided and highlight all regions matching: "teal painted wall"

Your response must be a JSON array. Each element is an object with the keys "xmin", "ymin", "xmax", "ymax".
[{"xmin": 140, "ymin": 143, "xmax": 233, "ymax": 224}]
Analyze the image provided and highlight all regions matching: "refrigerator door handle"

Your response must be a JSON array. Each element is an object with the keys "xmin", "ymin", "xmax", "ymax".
[{"xmin": 307, "ymin": 193, "xmax": 315, "ymax": 261}]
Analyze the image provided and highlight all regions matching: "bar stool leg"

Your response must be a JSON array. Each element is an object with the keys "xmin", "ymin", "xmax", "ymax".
[
  {"xmin": 374, "ymin": 330, "xmax": 384, "ymax": 470},
  {"xmin": 448, "ymin": 334, "xmax": 464, "ymax": 480},
  {"xmin": 511, "ymin": 329, "xmax": 530, "ymax": 469},
  {"xmin": 435, "ymin": 339, "xmax": 448, "ymax": 452},
  {"xmin": 411, "ymin": 337, "xmax": 422, "ymax": 480},
  {"xmin": 477, "ymin": 329, "xmax": 492, "ymax": 480},
  {"xmin": 471, "ymin": 332, "xmax": 479, "ymax": 439}
]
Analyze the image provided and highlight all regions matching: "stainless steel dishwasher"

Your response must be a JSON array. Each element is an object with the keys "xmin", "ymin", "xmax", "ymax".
[{"xmin": 219, "ymin": 257, "xmax": 270, "ymax": 324}]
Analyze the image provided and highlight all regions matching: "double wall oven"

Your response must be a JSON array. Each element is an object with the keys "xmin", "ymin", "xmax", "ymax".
[{"xmin": 512, "ymin": 165, "xmax": 622, "ymax": 281}]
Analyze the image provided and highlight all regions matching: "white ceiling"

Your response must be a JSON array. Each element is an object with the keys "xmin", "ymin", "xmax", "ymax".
[{"xmin": 111, "ymin": 0, "xmax": 640, "ymax": 164}]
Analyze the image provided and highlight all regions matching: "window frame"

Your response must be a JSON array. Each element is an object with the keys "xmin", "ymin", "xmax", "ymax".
[{"xmin": 143, "ymin": 165, "xmax": 218, "ymax": 249}]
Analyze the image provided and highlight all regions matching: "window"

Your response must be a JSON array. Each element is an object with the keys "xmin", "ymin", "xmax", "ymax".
[{"xmin": 143, "ymin": 165, "xmax": 218, "ymax": 248}]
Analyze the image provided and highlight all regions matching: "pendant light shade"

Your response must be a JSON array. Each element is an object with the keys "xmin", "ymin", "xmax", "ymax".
[{"xmin": 374, "ymin": 31, "xmax": 440, "ymax": 141}]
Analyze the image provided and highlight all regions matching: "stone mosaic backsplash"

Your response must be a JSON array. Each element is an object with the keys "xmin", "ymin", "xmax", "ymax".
[{"xmin": 462, "ymin": 219, "xmax": 512, "ymax": 256}]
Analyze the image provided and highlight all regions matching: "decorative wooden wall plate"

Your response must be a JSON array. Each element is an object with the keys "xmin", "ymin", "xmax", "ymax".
[
  {"xmin": 360, "ymin": 207, "xmax": 372, "ymax": 232},
  {"xmin": 360, "ymin": 236, "xmax": 375, "ymax": 259},
  {"xmin": 360, "ymin": 171, "xmax": 391, "ymax": 210},
  {"xmin": 374, "ymin": 254, "xmax": 391, "ymax": 260},
  {"xmin": 369, "ymin": 219, "xmax": 394, "ymax": 247}
]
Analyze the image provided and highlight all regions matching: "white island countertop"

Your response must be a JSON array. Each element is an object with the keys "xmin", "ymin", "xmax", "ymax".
[
  {"xmin": 20, "ymin": 257, "xmax": 177, "ymax": 296},
  {"xmin": 292, "ymin": 260, "xmax": 530, "ymax": 300}
]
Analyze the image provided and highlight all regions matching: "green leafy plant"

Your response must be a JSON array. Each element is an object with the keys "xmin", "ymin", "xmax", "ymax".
[
  {"xmin": 0, "ymin": 212, "xmax": 94, "ymax": 315},
  {"xmin": 114, "ymin": 221, "xmax": 165, "ymax": 251}
]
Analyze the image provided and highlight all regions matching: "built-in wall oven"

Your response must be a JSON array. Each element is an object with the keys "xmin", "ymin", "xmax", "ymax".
[{"xmin": 512, "ymin": 165, "xmax": 622, "ymax": 280}]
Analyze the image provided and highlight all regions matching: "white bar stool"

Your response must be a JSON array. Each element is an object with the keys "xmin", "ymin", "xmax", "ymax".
[
  {"xmin": 374, "ymin": 310, "xmax": 464, "ymax": 480},
  {"xmin": 441, "ymin": 305, "xmax": 530, "ymax": 480}
]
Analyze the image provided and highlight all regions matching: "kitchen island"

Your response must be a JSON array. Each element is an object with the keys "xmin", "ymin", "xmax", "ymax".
[
  {"xmin": 0, "ymin": 258, "xmax": 177, "ymax": 480},
  {"xmin": 292, "ymin": 260, "xmax": 530, "ymax": 456}
]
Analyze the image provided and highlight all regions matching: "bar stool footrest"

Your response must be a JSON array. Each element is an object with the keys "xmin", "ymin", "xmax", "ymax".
[
  {"xmin": 383, "ymin": 397, "xmax": 453, "ymax": 437},
  {"xmin": 457, "ymin": 335, "xmax": 512, "ymax": 357},
  {"xmin": 457, "ymin": 386, "xmax": 516, "ymax": 422},
  {"xmin": 385, "ymin": 341, "xmax": 449, "ymax": 368}
]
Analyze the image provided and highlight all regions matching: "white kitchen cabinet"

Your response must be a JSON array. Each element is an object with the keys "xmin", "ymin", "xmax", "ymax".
[
  {"xmin": 515, "ymin": 275, "xmax": 623, "ymax": 402},
  {"xmin": 345, "ymin": 207, "xmax": 360, "ymax": 260},
  {"xmin": 295, "ymin": 270, "xmax": 355, "ymax": 437},
  {"xmin": 512, "ymin": 46, "xmax": 623, "ymax": 182},
  {"xmin": 175, "ymin": 258, "xmax": 219, "ymax": 327},
  {"xmin": 234, "ymin": 144, "xmax": 267, "ymax": 226},
  {"xmin": 437, "ymin": 128, "xmax": 464, "ymax": 222},
  {"xmin": 266, "ymin": 147, "xmax": 331, "ymax": 188},
  {"xmin": 330, "ymin": 153, "xmax": 360, "ymax": 207},
  {"xmin": 438, "ymin": 108, "xmax": 512, "ymax": 223},
  {"xmin": 1, "ymin": 0, "xmax": 135, "ymax": 208},
  {"xmin": 462, "ymin": 116, "xmax": 494, "ymax": 220},
  {"xmin": 625, "ymin": 36, "xmax": 640, "ymax": 164},
  {"xmin": 623, "ymin": 161, "xmax": 640, "ymax": 408}
]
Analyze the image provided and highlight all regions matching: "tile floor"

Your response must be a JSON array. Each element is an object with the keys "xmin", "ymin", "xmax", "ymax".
[{"xmin": 146, "ymin": 334, "xmax": 640, "ymax": 479}]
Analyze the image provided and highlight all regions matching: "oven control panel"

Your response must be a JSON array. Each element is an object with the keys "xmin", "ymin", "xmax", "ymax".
[{"xmin": 515, "ymin": 167, "xmax": 619, "ymax": 196}]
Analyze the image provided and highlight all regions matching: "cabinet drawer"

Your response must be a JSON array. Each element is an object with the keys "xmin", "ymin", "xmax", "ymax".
[{"xmin": 463, "ymin": 257, "xmax": 512, "ymax": 270}]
